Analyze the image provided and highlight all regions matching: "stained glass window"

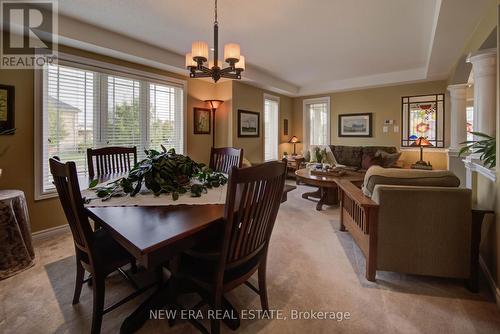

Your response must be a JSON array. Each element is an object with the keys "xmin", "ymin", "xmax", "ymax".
[{"xmin": 401, "ymin": 94, "xmax": 445, "ymax": 147}]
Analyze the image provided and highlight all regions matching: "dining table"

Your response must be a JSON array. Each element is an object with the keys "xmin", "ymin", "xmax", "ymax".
[{"xmin": 83, "ymin": 174, "xmax": 296, "ymax": 333}]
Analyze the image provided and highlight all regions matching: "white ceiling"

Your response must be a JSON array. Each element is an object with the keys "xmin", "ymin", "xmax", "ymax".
[{"xmin": 57, "ymin": 0, "xmax": 493, "ymax": 96}]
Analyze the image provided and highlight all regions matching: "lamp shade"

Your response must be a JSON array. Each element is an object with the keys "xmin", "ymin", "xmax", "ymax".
[
  {"xmin": 185, "ymin": 53, "xmax": 197, "ymax": 68},
  {"xmin": 191, "ymin": 41, "xmax": 209, "ymax": 61},
  {"xmin": 235, "ymin": 55, "xmax": 245, "ymax": 70},
  {"xmin": 224, "ymin": 43, "xmax": 241, "ymax": 62},
  {"xmin": 205, "ymin": 99, "xmax": 224, "ymax": 110},
  {"xmin": 288, "ymin": 136, "xmax": 300, "ymax": 144},
  {"xmin": 411, "ymin": 136, "xmax": 433, "ymax": 147}
]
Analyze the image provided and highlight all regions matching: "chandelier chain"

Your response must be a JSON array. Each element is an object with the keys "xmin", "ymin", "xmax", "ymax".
[{"xmin": 214, "ymin": 0, "xmax": 218, "ymax": 24}]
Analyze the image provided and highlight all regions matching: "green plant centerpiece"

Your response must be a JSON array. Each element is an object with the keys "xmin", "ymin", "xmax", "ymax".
[
  {"xmin": 459, "ymin": 132, "xmax": 496, "ymax": 169},
  {"xmin": 89, "ymin": 146, "xmax": 227, "ymax": 201}
]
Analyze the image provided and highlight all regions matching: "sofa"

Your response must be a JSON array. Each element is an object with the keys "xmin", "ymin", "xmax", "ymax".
[
  {"xmin": 303, "ymin": 145, "xmax": 400, "ymax": 170},
  {"xmin": 337, "ymin": 166, "xmax": 491, "ymax": 291}
]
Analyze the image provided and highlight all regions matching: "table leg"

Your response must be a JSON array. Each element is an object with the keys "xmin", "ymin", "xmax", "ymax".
[
  {"xmin": 302, "ymin": 188, "xmax": 321, "ymax": 200},
  {"xmin": 314, "ymin": 188, "xmax": 339, "ymax": 211}
]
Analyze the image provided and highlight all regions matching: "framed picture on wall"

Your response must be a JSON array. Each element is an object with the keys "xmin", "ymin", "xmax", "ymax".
[
  {"xmin": 0, "ymin": 85, "xmax": 15, "ymax": 134},
  {"xmin": 338, "ymin": 113, "xmax": 372, "ymax": 137},
  {"xmin": 238, "ymin": 109, "xmax": 260, "ymax": 137},
  {"xmin": 193, "ymin": 107, "xmax": 211, "ymax": 134}
]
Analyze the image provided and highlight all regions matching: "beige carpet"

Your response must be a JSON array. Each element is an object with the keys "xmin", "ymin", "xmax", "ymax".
[{"xmin": 1, "ymin": 183, "xmax": 500, "ymax": 334}]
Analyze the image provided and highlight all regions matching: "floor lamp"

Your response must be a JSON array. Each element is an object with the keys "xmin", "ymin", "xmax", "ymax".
[{"xmin": 205, "ymin": 99, "xmax": 224, "ymax": 148}]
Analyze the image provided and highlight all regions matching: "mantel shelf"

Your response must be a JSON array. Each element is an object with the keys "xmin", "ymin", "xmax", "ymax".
[{"xmin": 463, "ymin": 159, "xmax": 496, "ymax": 183}]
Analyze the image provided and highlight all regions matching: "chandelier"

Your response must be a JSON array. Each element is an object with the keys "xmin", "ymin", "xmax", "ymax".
[{"xmin": 185, "ymin": 0, "xmax": 245, "ymax": 82}]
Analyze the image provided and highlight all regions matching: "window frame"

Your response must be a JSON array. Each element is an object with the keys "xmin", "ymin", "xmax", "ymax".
[
  {"xmin": 34, "ymin": 52, "xmax": 187, "ymax": 200},
  {"xmin": 263, "ymin": 93, "xmax": 280, "ymax": 161},
  {"xmin": 302, "ymin": 96, "xmax": 331, "ymax": 149}
]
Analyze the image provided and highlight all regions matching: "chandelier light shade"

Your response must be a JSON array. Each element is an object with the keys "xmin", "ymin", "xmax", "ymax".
[
  {"xmin": 191, "ymin": 41, "xmax": 209, "ymax": 61},
  {"xmin": 185, "ymin": 0, "xmax": 245, "ymax": 82},
  {"xmin": 224, "ymin": 43, "xmax": 241, "ymax": 62}
]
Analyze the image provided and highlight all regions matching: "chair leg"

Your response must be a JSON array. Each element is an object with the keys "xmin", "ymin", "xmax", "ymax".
[
  {"xmin": 258, "ymin": 261, "xmax": 269, "ymax": 311},
  {"xmin": 131, "ymin": 260, "xmax": 138, "ymax": 274},
  {"xmin": 210, "ymin": 293, "xmax": 222, "ymax": 334},
  {"xmin": 91, "ymin": 276, "xmax": 105, "ymax": 334},
  {"xmin": 72, "ymin": 258, "xmax": 85, "ymax": 305}
]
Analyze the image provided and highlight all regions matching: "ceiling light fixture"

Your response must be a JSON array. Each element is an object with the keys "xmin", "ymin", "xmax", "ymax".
[{"xmin": 185, "ymin": 0, "xmax": 245, "ymax": 82}]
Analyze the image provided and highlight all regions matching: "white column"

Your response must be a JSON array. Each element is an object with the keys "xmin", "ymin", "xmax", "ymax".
[
  {"xmin": 467, "ymin": 48, "xmax": 497, "ymax": 137},
  {"xmin": 447, "ymin": 84, "xmax": 467, "ymax": 186}
]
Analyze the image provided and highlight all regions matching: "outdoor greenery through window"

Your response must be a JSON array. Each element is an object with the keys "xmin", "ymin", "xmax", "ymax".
[{"xmin": 41, "ymin": 62, "xmax": 184, "ymax": 194}]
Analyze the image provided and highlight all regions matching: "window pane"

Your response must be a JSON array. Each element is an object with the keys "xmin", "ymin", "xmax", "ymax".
[
  {"xmin": 106, "ymin": 76, "xmax": 142, "ymax": 148},
  {"xmin": 43, "ymin": 64, "xmax": 96, "ymax": 192},
  {"xmin": 308, "ymin": 103, "xmax": 328, "ymax": 145},
  {"xmin": 149, "ymin": 83, "xmax": 184, "ymax": 154},
  {"xmin": 401, "ymin": 94, "xmax": 444, "ymax": 147},
  {"xmin": 264, "ymin": 98, "xmax": 279, "ymax": 160}
]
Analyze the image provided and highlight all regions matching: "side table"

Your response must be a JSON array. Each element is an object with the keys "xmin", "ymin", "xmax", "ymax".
[{"xmin": 0, "ymin": 190, "xmax": 35, "ymax": 279}]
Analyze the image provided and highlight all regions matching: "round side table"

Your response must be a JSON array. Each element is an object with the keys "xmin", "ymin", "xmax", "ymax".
[{"xmin": 0, "ymin": 190, "xmax": 35, "ymax": 279}]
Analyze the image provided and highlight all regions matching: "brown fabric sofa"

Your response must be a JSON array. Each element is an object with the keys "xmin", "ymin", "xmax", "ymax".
[
  {"xmin": 303, "ymin": 145, "xmax": 398, "ymax": 169},
  {"xmin": 337, "ymin": 167, "xmax": 489, "ymax": 291}
]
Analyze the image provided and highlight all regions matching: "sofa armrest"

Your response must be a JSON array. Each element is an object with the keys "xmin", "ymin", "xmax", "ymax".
[{"xmin": 337, "ymin": 178, "xmax": 378, "ymax": 208}]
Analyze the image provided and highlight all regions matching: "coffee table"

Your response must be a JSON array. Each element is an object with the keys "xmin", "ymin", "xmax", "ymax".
[{"xmin": 295, "ymin": 168, "xmax": 365, "ymax": 210}]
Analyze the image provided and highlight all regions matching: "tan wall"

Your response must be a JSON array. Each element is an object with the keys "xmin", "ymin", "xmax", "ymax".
[
  {"xmin": 231, "ymin": 81, "xmax": 293, "ymax": 163},
  {"xmin": 0, "ymin": 45, "xmax": 215, "ymax": 232},
  {"xmin": 291, "ymin": 80, "xmax": 449, "ymax": 168}
]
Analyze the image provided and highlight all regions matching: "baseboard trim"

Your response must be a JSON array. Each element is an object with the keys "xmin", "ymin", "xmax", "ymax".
[
  {"xmin": 32, "ymin": 224, "xmax": 69, "ymax": 240},
  {"xmin": 479, "ymin": 256, "xmax": 500, "ymax": 310}
]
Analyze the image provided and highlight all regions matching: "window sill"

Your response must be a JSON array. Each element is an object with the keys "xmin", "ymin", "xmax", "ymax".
[
  {"xmin": 399, "ymin": 147, "xmax": 448, "ymax": 153},
  {"xmin": 463, "ymin": 159, "xmax": 496, "ymax": 183}
]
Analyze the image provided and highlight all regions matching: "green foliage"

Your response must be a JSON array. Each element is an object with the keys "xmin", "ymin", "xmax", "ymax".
[
  {"xmin": 312, "ymin": 146, "xmax": 327, "ymax": 163},
  {"xmin": 90, "ymin": 146, "xmax": 228, "ymax": 201},
  {"xmin": 459, "ymin": 132, "xmax": 496, "ymax": 168}
]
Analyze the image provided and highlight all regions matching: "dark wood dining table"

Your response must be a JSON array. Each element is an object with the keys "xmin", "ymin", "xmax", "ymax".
[{"xmin": 84, "ymin": 175, "xmax": 296, "ymax": 333}]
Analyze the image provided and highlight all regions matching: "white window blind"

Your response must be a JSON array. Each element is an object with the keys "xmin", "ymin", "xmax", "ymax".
[
  {"xmin": 264, "ymin": 95, "xmax": 279, "ymax": 161},
  {"xmin": 38, "ymin": 59, "xmax": 185, "ymax": 196},
  {"xmin": 303, "ymin": 97, "xmax": 330, "ymax": 148},
  {"xmin": 43, "ymin": 64, "xmax": 97, "ymax": 191}
]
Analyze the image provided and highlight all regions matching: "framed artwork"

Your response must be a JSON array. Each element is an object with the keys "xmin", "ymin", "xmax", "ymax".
[
  {"xmin": 238, "ymin": 110, "xmax": 260, "ymax": 137},
  {"xmin": 338, "ymin": 113, "xmax": 372, "ymax": 137},
  {"xmin": 401, "ymin": 94, "xmax": 445, "ymax": 147},
  {"xmin": 284, "ymin": 119, "xmax": 289, "ymax": 136},
  {"xmin": 0, "ymin": 85, "xmax": 15, "ymax": 134},
  {"xmin": 193, "ymin": 107, "xmax": 211, "ymax": 134}
]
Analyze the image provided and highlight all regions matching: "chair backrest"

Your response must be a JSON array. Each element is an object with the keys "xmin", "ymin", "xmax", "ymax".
[
  {"xmin": 209, "ymin": 147, "xmax": 243, "ymax": 174},
  {"xmin": 87, "ymin": 146, "xmax": 137, "ymax": 178},
  {"xmin": 49, "ymin": 157, "xmax": 94, "ymax": 257},
  {"xmin": 219, "ymin": 160, "xmax": 287, "ymax": 272}
]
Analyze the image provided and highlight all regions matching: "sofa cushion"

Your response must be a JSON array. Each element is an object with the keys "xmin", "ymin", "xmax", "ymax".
[
  {"xmin": 362, "ymin": 166, "xmax": 460, "ymax": 197},
  {"xmin": 362, "ymin": 146, "xmax": 398, "ymax": 156},
  {"xmin": 375, "ymin": 150, "xmax": 402, "ymax": 168},
  {"xmin": 361, "ymin": 152, "xmax": 383, "ymax": 170},
  {"xmin": 330, "ymin": 145, "xmax": 363, "ymax": 167}
]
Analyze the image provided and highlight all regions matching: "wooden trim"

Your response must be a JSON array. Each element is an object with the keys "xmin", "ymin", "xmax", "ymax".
[{"xmin": 32, "ymin": 223, "xmax": 69, "ymax": 240}]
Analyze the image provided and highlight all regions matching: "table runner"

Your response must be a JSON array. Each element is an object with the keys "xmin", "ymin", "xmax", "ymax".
[{"xmin": 82, "ymin": 177, "xmax": 227, "ymax": 207}]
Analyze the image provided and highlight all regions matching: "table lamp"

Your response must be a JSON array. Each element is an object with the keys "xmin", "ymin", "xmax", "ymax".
[
  {"xmin": 288, "ymin": 136, "xmax": 300, "ymax": 156},
  {"xmin": 205, "ymin": 99, "xmax": 224, "ymax": 147},
  {"xmin": 410, "ymin": 136, "xmax": 433, "ymax": 167}
]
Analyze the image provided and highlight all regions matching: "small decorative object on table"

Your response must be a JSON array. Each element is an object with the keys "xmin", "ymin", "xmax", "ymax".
[{"xmin": 310, "ymin": 166, "xmax": 346, "ymax": 177}]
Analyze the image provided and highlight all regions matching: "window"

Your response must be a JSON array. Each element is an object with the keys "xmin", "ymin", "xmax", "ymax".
[
  {"xmin": 401, "ymin": 94, "xmax": 444, "ymax": 147},
  {"xmin": 466, "ymin": 105, "xmax": 474, "ymax": 141},
  {"xmin": 303, "ymin": 97, "xmax": 330, "ymax": 148},
  {"xmin": 35, "ymin": 55, "xmax": 185, "ymax": 198},
  {"xmin": 264, "ymin": 94, "xmax": 279, "ymax": 161}
]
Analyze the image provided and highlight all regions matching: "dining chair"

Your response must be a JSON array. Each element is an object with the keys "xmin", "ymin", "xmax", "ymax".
[
  {"xmin": 87, "ymin": 146, "xmax": 137, "ymax": 179},
  {"xmin": 174, "ymin": 160, "xmax": 287, "ymax": 334},
  {"xmin": 49, "ymin": 157, "xmax": 151, "ymax": 334},
  {"xmin": 209, "ymin": 147, "xmax": 244, "ymax": 174}
]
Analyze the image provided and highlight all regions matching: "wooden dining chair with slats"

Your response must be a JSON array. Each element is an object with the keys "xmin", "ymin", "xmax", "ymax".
[
  {"xmin": 49, "ymin": 157, "xmax": 152, "ymax": 334},
  {"xmin": 209, "ymin": 147, "xmax": 244, "ymax": 174},
  {"xmin": 87, "ymin": 146, "xmax": 137, "ymax": 179},
  {"xmin": 173, "ymin": 160, "xmax": 287, "ymax": 334}
]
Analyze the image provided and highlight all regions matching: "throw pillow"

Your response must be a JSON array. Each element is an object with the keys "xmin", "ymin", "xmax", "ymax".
[
  {"xmin": 361, "ymin": 153, "xmax": 382, "ymax": 170},
  {"xmin": 375, "ymin": 150, "xmax": 401, "ymax": 168}
]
